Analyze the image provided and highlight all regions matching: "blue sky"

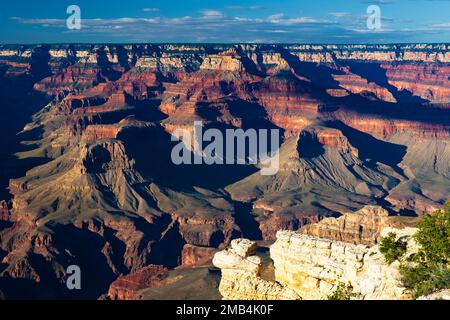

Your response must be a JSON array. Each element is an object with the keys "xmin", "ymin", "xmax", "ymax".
[{"xmin": 1, "ymin": 0, "xmax": 450, "ymax": 43}]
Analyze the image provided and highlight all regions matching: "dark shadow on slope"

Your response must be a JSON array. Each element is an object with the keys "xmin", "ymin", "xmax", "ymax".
[
  {"xmin": 327, "ymin": 121, "xmax": 407, "ymax": 173},
  {"xmin": 118, "ymin": 124, "xmax": 260, "ymax": 191},
  {"xmin": 148, "ymin": 221, "xmax": 186, "ymax": 268},
  {"xmin": 0, "ymin": 78, "xmax": 52, "ymax": 200},
  {"xmin": 226, "ymin": 98, "xmax": 283, "ymax": 132},
  {"xmin": 276, "ymin": 46, "xmax": 344, "ymax": 90},
  {"xmin": 346, "ymin": 61, "xmax": 429, "ymax": 105},
  {"xmin": 96, "ymin": 47, "xmax": 122, "ymax": 81},
  {"xmin": 126, "ymin": 97, "xmax": 167, "ymax": 122},
  {"xmin": 297, "ymin": 131, "xmax": 325, "ymax": 159},
  {"xmin": 0, "ymin": 221, "xmax": 124, "ymax": 300},
  {"xmin": 395, "ymin": 208, "xmax": 419, "ymax": 217},
  {"xmin": 30, "ymin": 45, "xmax": 52, "ymax": 80},
  {"xmin": 50, "ymin": 223, "xmax": 122, "ymax": 299},
  {"xmin": 233, "ymin": 201, "xmax": 263, "ymax": 241},
  {"xmin": 115, "ymin": 45, "xmax": 131, "ymax": 72},
  {"xmin": 335, "ymin": 92, "xmax": 450, "ymax": 126},
  {"xmin": 0, "ymin": 276, "xmax": 64, "ymax": 300},
  {"xmin": 235, "ymin": 46, "xmax": 266, "ymax": 77}
]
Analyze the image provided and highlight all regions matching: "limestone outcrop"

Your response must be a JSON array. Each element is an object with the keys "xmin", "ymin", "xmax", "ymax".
[
  {"xmin": 214, "ymin": 228, "xmax": 419, "ymax": 300},
  {"xmin": 212, "ymin": 239, "xmax": 301, "ymax": 300},
  {"xmin": 299, "ymin": 205, "xmax": 391, "ymax": 246}
]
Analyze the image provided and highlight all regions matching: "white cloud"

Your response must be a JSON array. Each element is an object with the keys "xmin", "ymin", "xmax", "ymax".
[
  {"xmin": 200, "ymin": 10, "xmax": 224, "ymax": 18},
  {"xmin": 226, "ymin": 6, "xmax": 265, "ymax": 10},
  {"xmin": 267, "ymin": 13, "xmax": 285, "ymax": 20},
  {"xmin": 11, "ymin": 10, "xmax": 440, "ymax": 44},
  {"xmin": 143, "ymin": 8, "xmax": 160, "ymax": 12},
  {"xmin": 329, "ymin": 12, "xmax": 351, "ymax": 18},
  {"xmin": 432, "ymin": 22, "xmax": 450, "ymax": 28}
]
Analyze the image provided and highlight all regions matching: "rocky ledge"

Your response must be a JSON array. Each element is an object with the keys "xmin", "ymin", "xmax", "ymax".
[{"xmin": 213, "ymin": 227, "xmax": 421, "ymax": 300}]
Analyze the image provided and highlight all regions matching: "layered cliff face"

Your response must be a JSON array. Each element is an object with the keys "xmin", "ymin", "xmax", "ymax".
[
  {"xmin": 213, "ymin": 226, "xmax": 418, "ymax": 300},
  {"xmin": 270, "ymin": 227, "xmax": 417, "ymax": 300},
  {"xmin": 0, "ymin": 43, "xmax": 449, "ymax": 299},
  {"xmin": 300, "ymin": 205, "xmax": 394, "ymax": 246},
  {"xmin": 212, "ymin": 239, "xmax": 300, "ymax": 300}
]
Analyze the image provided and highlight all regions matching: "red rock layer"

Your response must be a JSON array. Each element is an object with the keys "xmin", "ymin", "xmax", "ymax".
[
  {"xmin": 34, "ymin": 64, "xmax": 100, "ymax": 95},
  {"xmin": 338, "ymin": 115, "xmax": 450, "ymax": 139},
  {"xmin": 333, "ymin": 71, "xmax": 396, "ymax": 103},
  {"xmin": 107, "ymin": 265, "xmax": 169, "ymax": 300},
  {"xmin": 384, "ymin": 63, "xmax": 450, "ymax": 106},
  {"xmin": 181, "ymin": 244, "xmax": 217, "ymax": 267},
  {"xmin": 83, "ymin": 125, "xmax": 122, "ymax": 143},
  {"xmin": 73, "ymin": 93, "xmax": 127, "ymax": 114}
]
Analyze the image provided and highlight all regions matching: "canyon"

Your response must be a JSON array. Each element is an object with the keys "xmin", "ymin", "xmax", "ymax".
[{"xmin": 0, "ymin": 43, "xmax": 449, "ymax": 299}]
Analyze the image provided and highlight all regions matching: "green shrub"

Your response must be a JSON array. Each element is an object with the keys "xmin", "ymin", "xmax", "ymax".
[
  {"xmin": 399, "ymin": 201, "xmax": 450, "ymax": 298},
  {"xmin": 327, "ymin": 282, "xmax": 358, "ymax": 300},
  {"xmin": 379, "ymin": 232, "xmax": 407, "ymax": 264},
  {"xmin": 414, "ymin": 202, "xmax": 450, "ymax": 265},
  {"xmin": 400, "ymin": 263, "xmax": 450, "ymax": 299}
]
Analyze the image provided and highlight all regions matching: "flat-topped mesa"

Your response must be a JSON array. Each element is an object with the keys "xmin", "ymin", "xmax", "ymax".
[
  {"xmin": 213, "ymin": 239, "xmax": 301, "ymax": 300},
  {"xmin": 249, "ymin": 52, "xmax": 290, "ymax": 75},
  {"xmin": 79, "ymin": 139, "xmax": 134, "ymax": 174},
  {"xmin": 33, "ymin": 63, "xmax": 101, "ymax": 95},
  {"xmin": 72, "ymin": 93, "xmax": 127, "ymax": 115},
  {"xmin": 299, "ymin": 127, "xmax": 359, "ymax": 157},
  {"xmin": 200, "ymin": 53, "xmax": 244, "ymax": 72},
  {"xmin": 135, "ymin": 54, "xmax": 203, "ymax": 72},
  {"xmin": 83, "ymin": 124, "xmax": 122, "ymax": 143},
  {"xmin": 300, "ymin": 205, "xmax": 390, "ymax": 246},
  {"xmin": 287, "ymin": 44, "xmax": 450, "ymax": 63}
]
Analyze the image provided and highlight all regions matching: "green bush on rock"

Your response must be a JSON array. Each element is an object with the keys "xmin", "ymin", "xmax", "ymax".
[
  {"xmin": 327, "ymin": 283, "xmax": 358, "ymax": 300},
  {"xmin": 379, "ymin": 232, "xmax": 407, "ymax": 264},
  {"xmin": 401, "ymin": 202, "xmax": 450, "ymax": 298}
]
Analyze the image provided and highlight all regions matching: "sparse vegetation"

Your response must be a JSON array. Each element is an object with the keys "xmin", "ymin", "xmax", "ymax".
[
  {"xmin": 327, "ymin": 282, "xmax": 358, "ymax": 300},
  {"xmin": 379, "ymin": 232, "xmax": 407, "ymax": 264}
]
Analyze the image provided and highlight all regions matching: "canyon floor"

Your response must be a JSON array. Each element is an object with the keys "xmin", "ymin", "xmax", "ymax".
[{"xmin": 0, "ymin": 43, "xmax": 449, "ymax": 299}]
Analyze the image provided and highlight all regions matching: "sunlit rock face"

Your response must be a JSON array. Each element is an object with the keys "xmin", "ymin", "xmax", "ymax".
[
  {"xmin": 213, "ymin": 239, "xmax": 301, "ymax": 300},
  {"xmin": 214, "ymin": 226, "xmax": 418, "ymax": 300},
  {"xmin": 299, "ymin": 206, "xmax": 390, "ymax": 246},
  {"xmin": 270, "ymin": 227, "xmax": 418, "ymax": 300}
]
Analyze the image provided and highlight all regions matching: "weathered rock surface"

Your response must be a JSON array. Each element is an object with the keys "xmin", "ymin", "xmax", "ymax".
[
  {"xmin": 300, "ymin": 205, "xmax": 390, "ymax": 246},
  {"xmin": 418, "ymin": 289, "xmax": 450, "ymax": 300},
  {"xmin": 106, "ymin": 265, "xmax": 169, "ymax": 300},
  {"xmin": 181, "ymin": 245, "xmax": 217, "ymax": 267},
  {"xmin": 213, "ymin": 239, "xmax": 301, "ymax": 300},
  {"xmin": 271, "ymin": 228, "xmax": 417, "ymax": 300},
  {"xmin": 214, "ymin": 227, "xmax": 419, "ymax": 300}
]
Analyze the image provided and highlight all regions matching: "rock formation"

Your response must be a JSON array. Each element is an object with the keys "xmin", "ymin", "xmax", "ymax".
[
  {"xmin": 300, "ymin": 206, "xmax": 390, "ymax": 246},
  {"xmin": 106, "ymin": 265, "xmax": 169, "ymax": 300},
  {"xmin": 214, "ymin": 227, "xmax": 419, "ymax": 300},
  {"xmin": 212, "ymin": 239, "xmax": 300, "ymax": 300}
]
